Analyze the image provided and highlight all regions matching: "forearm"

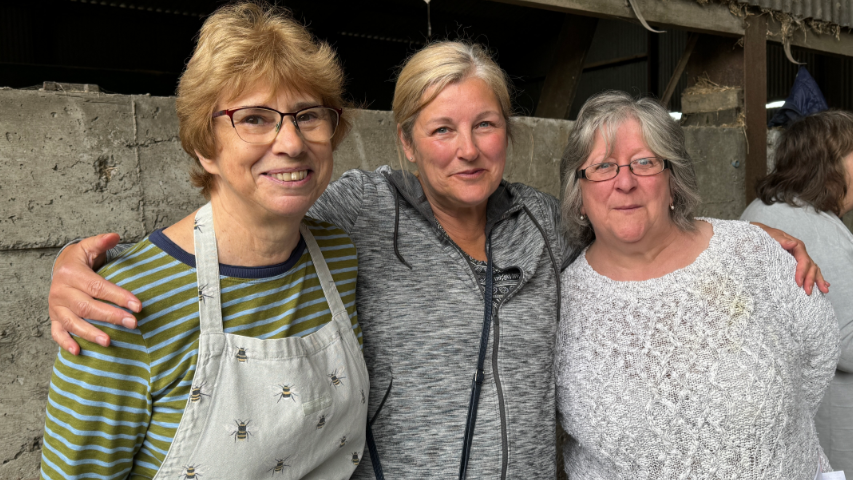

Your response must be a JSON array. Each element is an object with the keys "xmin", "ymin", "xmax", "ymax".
[{"xmin": 308, "ymin": 168, "xmax": 367, "ymax": 234}]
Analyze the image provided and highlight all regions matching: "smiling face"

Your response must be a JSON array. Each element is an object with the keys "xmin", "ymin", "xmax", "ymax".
[
  {"xmin": 579, "ymin": 117, "xmax": 674, "ymax": 245},
  {"xmin": 400, "ymin": 76, "xmax": 508, "ymax": 216},
  {"xmin": 199, "ymin": 82, "xmax": 334, "ymax": 223}
]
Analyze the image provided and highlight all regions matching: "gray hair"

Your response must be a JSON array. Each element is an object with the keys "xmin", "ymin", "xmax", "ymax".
[{"xmin": 560, "ymin": 90, "xmax": 701, "ymax": 249}]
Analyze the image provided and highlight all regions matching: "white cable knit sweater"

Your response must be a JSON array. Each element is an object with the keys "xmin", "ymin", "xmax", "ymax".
[{"xmin": 557, "ymin": 219, "xmax": 840, "ymax": 479}]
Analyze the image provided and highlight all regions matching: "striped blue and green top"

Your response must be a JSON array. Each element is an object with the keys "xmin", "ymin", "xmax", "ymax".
[{"xmin": 40, "ymin": 218, "xmax": 360, "ymax": 479}]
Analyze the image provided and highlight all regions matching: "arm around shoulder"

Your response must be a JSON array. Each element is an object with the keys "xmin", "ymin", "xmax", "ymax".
[{"xmin": 309, "ymin": 168, "xmax": 376, "ymax": 234}]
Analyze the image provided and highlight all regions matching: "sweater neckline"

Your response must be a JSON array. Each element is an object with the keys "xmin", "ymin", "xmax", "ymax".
[{"xmin": 574, "ymin": 218, "xmax": 722, "ymax": 295}]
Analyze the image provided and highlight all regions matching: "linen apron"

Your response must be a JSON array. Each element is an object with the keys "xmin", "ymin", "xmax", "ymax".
[{"xmin": 152, "ymin": 203, "xmax": 368, "ymax": 480}]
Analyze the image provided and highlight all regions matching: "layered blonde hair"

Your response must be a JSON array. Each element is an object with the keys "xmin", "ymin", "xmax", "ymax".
[
  {"xmin": 393, "ymin": 41, "xmax": 514, "ymax": 148},
  {"xmin": 177, "ymin": 1, "xmax": 349, "ymax": 198}
]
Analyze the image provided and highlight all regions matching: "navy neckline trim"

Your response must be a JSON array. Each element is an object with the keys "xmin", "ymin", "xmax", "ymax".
[{"xmin": 149, "ymin": 229, "xmax": 306, "ymax": 279}]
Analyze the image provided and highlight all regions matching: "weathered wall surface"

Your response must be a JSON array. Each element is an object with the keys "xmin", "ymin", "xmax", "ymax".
[
  {"xmin": 0, "ymin": 88, "xmax": 846, "ymax": 479},
  {"xmin": 687, "ymin": 126, "xmax": 747, "ymax": 220}
]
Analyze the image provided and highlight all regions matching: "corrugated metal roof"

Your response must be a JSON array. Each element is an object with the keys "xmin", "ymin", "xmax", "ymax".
[{"xmin": 721, "ymin": 0, "xmax": 851, "ymax": 28}]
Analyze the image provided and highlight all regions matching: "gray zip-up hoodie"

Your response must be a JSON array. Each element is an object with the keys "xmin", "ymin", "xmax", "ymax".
[{"xmin": 308, "ymin": 166, "xmax": 569, "ymax": 479}]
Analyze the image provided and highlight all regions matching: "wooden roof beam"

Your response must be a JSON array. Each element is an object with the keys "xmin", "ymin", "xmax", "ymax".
[{"xmin": 493, "ymin": 0, "xmax": 853, "ymax": 58}]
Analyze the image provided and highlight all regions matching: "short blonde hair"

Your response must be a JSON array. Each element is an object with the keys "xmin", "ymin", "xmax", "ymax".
[
  {"xmin": 392, "ymin": 41, "xmax": 514, "ymax": 147},
  {"xmin": 561, "ymin": 91, "xmax": 701, "ymax": 249},
  {"xmin": 177, "ymin": 1, "xmax": 350, "ymax": 198}
]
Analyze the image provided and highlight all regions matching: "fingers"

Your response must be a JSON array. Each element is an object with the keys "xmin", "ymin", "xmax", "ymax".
[
  {"xmin": 82, "ymin": 273, "xmax": 141, "ymax": 317},
  {"xmin": 50, "ymin": 319, "xmax": 80, "ymax": 355},
  {"xmin": 79, "ymin": 233, "xmax": 119, "ymax": 270},
  {"xmin": 786, "ymin": 239, "xmax": 807, "ymax": 286},
  {"xmin": 53, "ymin": 236, "xmax": 141, "ymax": 315},
  {"xmin": 814, "ymin": 267, "xmax": 830, "ymax": 294},
  {"xmin": 803, "ymin": 266, "xmax": 814, "ymax": 296},
  {"xmin": 51, "ymin": 260, "xmax": 139, "ymax": 325},
  {"xmin": 50, "ymin": 306, "xmax": 111, "ymax": 352},
  {"xmin": 785, "ymin": 238, "xmax": 829, "ymax": 295},
  {"xmin": 776, "ymin": 237, "xmax": 798, "ymax": 251}
]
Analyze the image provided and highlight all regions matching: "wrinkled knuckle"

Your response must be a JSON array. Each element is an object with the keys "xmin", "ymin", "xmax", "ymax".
[
  {"xmin": 56, "ymin": 313, "xmax": 75, "ymax": 330},
  {"xmin": 75, "ymin": 300, "xmax": 93, "ymax": 319},
  {"xmin": 86, "ymin": 278, "xmax": 105, "ymax": 297}
]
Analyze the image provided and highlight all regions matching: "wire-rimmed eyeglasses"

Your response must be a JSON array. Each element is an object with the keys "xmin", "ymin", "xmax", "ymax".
[
  {"xmin": 212, "ymin": 105, "xmax": 342, "ymax": 145},
  {"xmin": 577, "ymin": 157, "xmax": 671, "ymax": 182}
]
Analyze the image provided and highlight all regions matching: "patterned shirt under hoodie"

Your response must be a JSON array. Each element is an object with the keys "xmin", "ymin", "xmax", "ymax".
[{"xmin": 436, "ymin": 221, "xmax": 521, "ymax": 311}]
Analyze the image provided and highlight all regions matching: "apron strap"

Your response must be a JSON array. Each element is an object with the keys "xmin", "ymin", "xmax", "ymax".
[
  {"xmin": 300, "ymin": 224, "xmax": 350, "ymax": 323},
  {"xmin": 193, "ymin": 203, "xmax": 224, "ymax": 334}
]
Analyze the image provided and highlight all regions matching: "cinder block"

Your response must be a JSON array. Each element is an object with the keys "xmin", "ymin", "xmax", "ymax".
[
  {"xmin": 506, "ymin": 116, "xmax": 573, "ymax": 198},
  {"xmin": 0, "ymin": 250, "xmax": 59, "ymax": 478},
  {"xmin": 0, "ymin": 90, "xmax": 146, "ymax": 250},
  {"xmin": 681, "ymin": 88, "xmax": 743, "ymax": 113},
  {"xmin": 333, "ymin": 109, "xmax": 401, "ymax": 178},
  {"xmin": 685, "ymin": 126, "xmax": 747, "ymax": 219},
  {"xmin": 132, "ymin": 96, "xmax": 205, "ymax": 233}
]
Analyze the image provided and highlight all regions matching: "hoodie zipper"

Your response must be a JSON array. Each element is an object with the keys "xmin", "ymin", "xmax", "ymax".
[
  {"xmin": 389, "ymin": 172, "xmax": 523, "ymax": 479},
  {"xmin": 465, "ymin": 208, "xmax": 522, "ymax": 480}
]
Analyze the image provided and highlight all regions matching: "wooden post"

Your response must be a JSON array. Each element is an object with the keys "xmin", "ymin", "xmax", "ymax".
[
  {"xmin": 535, "ymin": 14, "xmax": 598, "ymax": 119},
  {"xmin": 743, "ymin": 14, "xmax": 767, "ymax": 205}
]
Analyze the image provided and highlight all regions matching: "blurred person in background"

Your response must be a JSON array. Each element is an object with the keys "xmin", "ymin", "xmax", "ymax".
[{"xmin": 741, "ymin": 110, "xmax": 853, "ymax": 474}]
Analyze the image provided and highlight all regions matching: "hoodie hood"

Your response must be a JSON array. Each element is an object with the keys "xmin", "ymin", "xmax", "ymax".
[{"xmin": 381, "ymin": 168, "xmax": 521, "ymax": 239}]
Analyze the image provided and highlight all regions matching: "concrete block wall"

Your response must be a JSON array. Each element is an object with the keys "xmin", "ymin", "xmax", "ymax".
[{"xmin": 0, "ymin": 88, "xmax": 845, "ymax": 478}]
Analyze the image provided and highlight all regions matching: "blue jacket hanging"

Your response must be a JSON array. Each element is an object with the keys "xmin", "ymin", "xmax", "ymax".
[{"xmin": 768, "ymin": 66, "xmax": 828, "ymax": 128}]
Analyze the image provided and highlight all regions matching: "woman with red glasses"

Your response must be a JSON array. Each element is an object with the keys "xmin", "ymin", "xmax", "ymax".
[{"xmin": 40, "ymin": 4, "xmax": 368, "ymax": 478}]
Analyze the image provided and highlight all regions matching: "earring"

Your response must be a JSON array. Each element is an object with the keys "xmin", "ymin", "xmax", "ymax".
[
  {"xmin": 580, "ymin": 214, "xmax": 585, "ymax": 220},
  {"xmin": 670, "ymin": 204, "xmax": 675, "ymax": 210}
]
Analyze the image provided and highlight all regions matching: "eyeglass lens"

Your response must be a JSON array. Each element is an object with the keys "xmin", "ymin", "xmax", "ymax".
[
  {"xmin": 232, "ymin": 107, "xmax": 339, "ymax": 144},
  {"xmin": 585, "ymin": 157, "xmax": 664, "ymax": 181}
]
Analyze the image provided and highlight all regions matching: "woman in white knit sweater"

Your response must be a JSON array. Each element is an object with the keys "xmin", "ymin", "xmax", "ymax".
[{"xmin": 556, "ymin": 91, "xmax": 840, "ymax": 479}]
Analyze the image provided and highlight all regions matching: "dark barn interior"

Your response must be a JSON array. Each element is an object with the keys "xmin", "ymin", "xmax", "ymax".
[{"xmin": 2, "ymin": 0, "xmax": 851, "ymax": 117}]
